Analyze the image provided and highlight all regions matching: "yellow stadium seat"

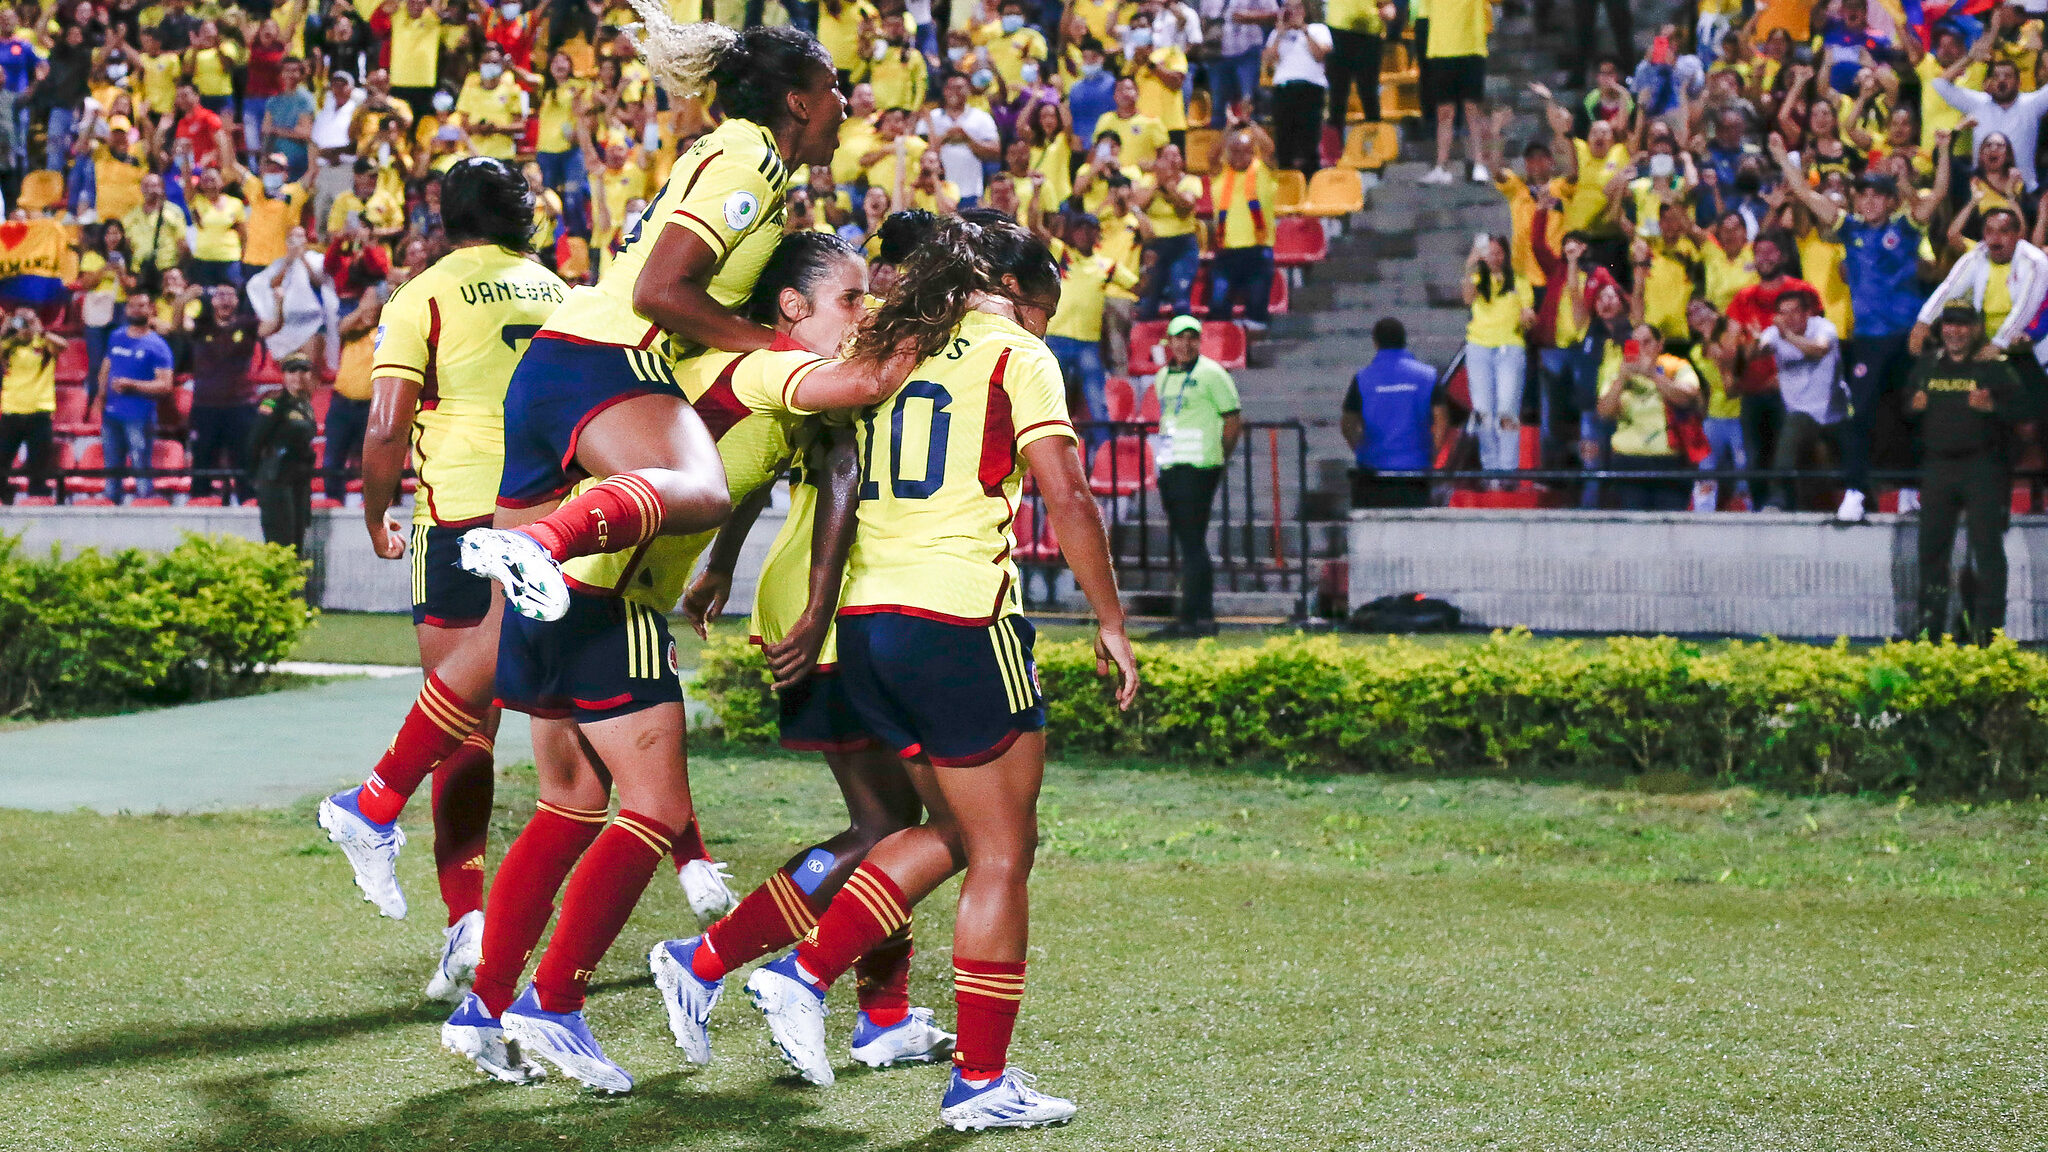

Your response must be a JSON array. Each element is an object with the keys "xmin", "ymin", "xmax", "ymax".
[
  {"xmin": 18, "ymin": 169, "xmax": 63, "ymax": 213},
  {"xmin": 1293, "ymin": 167, "xmax": 1367, "ymax": 217},
  {"xmin": 1272, "ymin": 169, "xmax": 1307, "ymax": 213},
  {"xmin": 1340, "ymin": 122, "xmax": 1400, "ymax": 172},
  {"xmin": 1184, "ymin": 127, "xmax": 1221, "ymax": 175},
  {"xmin": 1385, "ymin": 68, "xmax": 1421, "ymax": 120}
]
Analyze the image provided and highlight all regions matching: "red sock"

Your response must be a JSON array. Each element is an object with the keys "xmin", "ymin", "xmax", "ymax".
[
  {"xmin": 359, "ymin": 672, "xmax": 483, "ymax": 825},
  {"xmin": 472, "ymin": 800, "xmax": 608, "ymax": 1018},
  {"xmin": 793, "ymin": 862, "xmax": 910, "ymax": 990},
  {"xmin": 670, "ymin": 818, "xmax": 710, "ymax": 871},
  {"xmin": 532, "ymin": 810, "xmax": 674, "ymax": 1014},
  {"xmin": 429, "ymin": 730, "xmax": 495, "ymax": 924},
  {"xmin": 694, "ymin": 866, "xmax": 820, "ymax": 982},
  {"xmin": 854, "ymin": 924, "xmax": 914, "ymax": 1027},
  {"xmin": 953, "ymin": 958, "xmax": 1026, "ymax": 1081},
  {"xmin": 518, "ymin": 473, "xmax": 664, "ymax": 563}
]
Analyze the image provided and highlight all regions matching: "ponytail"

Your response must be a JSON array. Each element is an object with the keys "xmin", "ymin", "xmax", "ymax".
[
  {"xmin": 849, "ymin": 212, "xmax": 1059, "ymax": 366},
  {"xmin": 628, "ymin": 6, "xmax": 831, "ymax": 125}
]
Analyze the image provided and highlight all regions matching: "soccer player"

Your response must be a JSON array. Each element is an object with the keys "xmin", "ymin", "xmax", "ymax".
[
  {"xmin": 314, "ymin": 158, "xmax": 567, "ymax": 999},
  {"xmin": 743, "ymin": 215, "xmax": 1138, "ymax": 1131},
  {"xmin": 647, "ymin": 230, "xmax": 955, "ymax": 1074},
  {"xmin": 439, "ymin": 233, "xmax": 925, "ymax": 1093},
  {"xmin": 456, "ymin": 12, "xmax": 854, "ymax": 626}
]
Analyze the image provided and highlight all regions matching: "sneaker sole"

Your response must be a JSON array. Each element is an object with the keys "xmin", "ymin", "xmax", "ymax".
[
  {"xmin": 316, "ymin": 798, "xmax": 407, "ymax": 919},
  {"xmin": 851, "ymin": 1036, "xmax": 954, "ymax": 1068},
  {"xmin": 439, "ymin": 1024, "xmax": 545, "ymax": 1085},
  {"xmin": 502, "ymin": 1016, "xmax": 634, "ymax": 1094},
  {"xmin": 941, "ymin": 1115, "xmax": 1075, "ymax": 1132},
  {"xmin": 744, "ymin": 973, "xmax": 834, "ymax": 1087},
  {"xmin": 460, "ymin": 533, "xmax": 569, "ymax": 623},
  {"xmin": 647, "ymin": 944, "xmax": 717, "ymax": 1065}
]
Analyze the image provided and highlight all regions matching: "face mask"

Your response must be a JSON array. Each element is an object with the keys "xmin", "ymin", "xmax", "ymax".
[
  {"xmin": 1648, "ymin": 152, "xmax": 1674, "ymax": 178},
  {"xmin": 500, "ymin": 2, "xmax": 518, "ymax": 17},
  {"xmin": 1080, "ymin": 61, "xmax": 1101, "ymax": 79},
  {"xmin": 872, "ymin": 38, "xmax": 890, "ymax": 61},
  {"xmin": 432, "ymin": 90, "xmax": 454, "ymax": 113},
  {"xmin": 971, "ymin": 68, "xmax": 994, "ymax": 90},
  {"xmin": 106, "ymin": 61, "xmax": 126, "ymax": 80},
  {"xmin": 947, "ymin": 45, "xmax": 967, "ymax": 63},
  {"xmin": 262, "ymin": 172, "xmax": 284, "ymax": 194},
  {"xmin": 479, "ymin": 62, "xmax": 503, "ymax": 82},
  {"xmin": 1020, "ymin": 61, "xmax": 1039, "ymax": 84},
  {"xmin": 1095, "ymin": 141, "xmax": 1114, "ymax": 163},
  {"xmin": 1128, "ymin": 28, "xmax": 1152, "ymax": 47},
  {"xmin": 1001, "ymin": 13, "xmax": 1023, "ymax": 34}
]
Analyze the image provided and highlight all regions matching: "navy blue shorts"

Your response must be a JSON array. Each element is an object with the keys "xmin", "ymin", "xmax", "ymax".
[
  {"xmin": 410, "ymin": 522, "xmax": 495, "ymax": 628},
  {"xmin": 777, "ymin": 669, "xmax": 879, "ymax": 753},
  {"xmin": 495, "ymin": 590, "xmax": 684, "ymax": 723},
  {"xmin": 498, "ymin": 334, "xmax": 683, "ymax": 508},
  {"xmin": 836, "ymin": 612, "xmax": 1045, "ymax": 767}
]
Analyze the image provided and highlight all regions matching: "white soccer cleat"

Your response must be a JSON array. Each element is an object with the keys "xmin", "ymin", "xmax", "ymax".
[
  {"xmin": 425, "ymin": 910, "xmax": 485, "ymax": 1003},
  {"xmin": 850, "ymin": 1006, "xmax": 956, "ymax": 1068},
  {"xmin": 500, "ymin": 986, "xmax": 634, "ymax": 1094},
  {"xmin": 458, "ymin": 527, "xmax": 570, "ymax": 622},
  {"xmin": 441, "ymin": 991, "xmax": 545, "ymax": 1085},
  {"xmin": 677, "ymin": 858, "xmax": 739, "ymax": 926},
  {"xmin": 938, "ymin": 1067, "xmax": 1078, "ymax": 1131},
  {"xmin": 649, "ymin": 937, "xmax": 722, "ymax": 1065},
  {"xmin": 745, "ymin": 955, "xmax": 834, "ymax": 1086},
  {"xmin": 1418, "ymin": 166, "xmax": 1454, "ymax": 185},
  {"xmin": 317, "ymin": 788, "xmax": 407, "ymax": 919}
]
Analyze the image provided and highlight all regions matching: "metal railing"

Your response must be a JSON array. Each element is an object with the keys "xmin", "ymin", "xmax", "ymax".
[{"xmin": 1017, "ymin": 419, "xmax": 1314, "ymax": 619}]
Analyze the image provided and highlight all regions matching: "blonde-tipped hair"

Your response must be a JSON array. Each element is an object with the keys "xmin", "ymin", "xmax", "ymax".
[{"xmin": 625, "ymin": 0, "xmax": 736, "ymax": 101}]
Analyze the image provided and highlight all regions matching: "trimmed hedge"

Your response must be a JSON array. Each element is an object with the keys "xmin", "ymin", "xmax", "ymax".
[
  {"xmin": 693, "ymin": 632, "xmax": 2048, "ymax": 796},
  {"xmin": 0, "ymin": 533, "xmax": 316, "ymax": 718}
]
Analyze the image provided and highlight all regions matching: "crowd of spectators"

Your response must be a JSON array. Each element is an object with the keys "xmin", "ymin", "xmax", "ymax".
[
  {"xmin": 0, "ymin": 0, "xmax": 1356, "ymax": 506},
  {"xmin": 1366, "ymin": 0, "xmax": 2048, "ymax": 518}
]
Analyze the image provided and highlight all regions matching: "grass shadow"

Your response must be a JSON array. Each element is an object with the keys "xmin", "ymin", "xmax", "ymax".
[{"xmin": 0, "ymin": 1001, "xmax": 448, "ymax": 1076}]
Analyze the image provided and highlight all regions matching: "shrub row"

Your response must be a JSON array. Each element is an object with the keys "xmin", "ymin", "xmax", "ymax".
[
  {"xmin": 693, "ymin": 632, "xmax": 2048, "ymax": 796},
  {"xmin": 0, "ymin": 533, "xmax": 316, "ymax": 718}
]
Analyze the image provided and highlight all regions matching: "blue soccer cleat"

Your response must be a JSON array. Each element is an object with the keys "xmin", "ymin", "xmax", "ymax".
[
  {"xmin": 441, "ymin": 991, "xmax": 545, "ymax": 1084},
  {"xmin": 938, "ymin": 1067, "xmax": 1078, "ymax": 1131},
  {"xmin": 500, "ymin": 985, "xmax": 633, "ymax": 1093},
  {"xmin": 849, "ymin": 1006, "xmax": 955, "ymax": 1068},
  {"xmin": 649, "ymin": 936, "xmax": 721, "ymax": 1065},
  {"xmin": 316, "ymin": 786, "xmax": 407, "ymax": 919}
]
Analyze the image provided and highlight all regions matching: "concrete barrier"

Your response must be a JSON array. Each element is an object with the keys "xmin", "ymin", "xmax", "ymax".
[
  {"xmin": 1348, "ymin": 508, "xmax": 2048, "ymax": 640},
  {"xmin": 0, "ymin": 503, "xmax": 786, "ymax": 616}
]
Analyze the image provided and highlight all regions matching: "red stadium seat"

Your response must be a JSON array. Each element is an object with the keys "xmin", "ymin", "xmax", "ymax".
[
  {"xmin": 1268, "ymin": 272, "xmax": 1289, "ymax": 316},
  {"xmin": 158, "ymin": 380, "xmax": 193, "ymax": 434},
  {"xmin": 151, "ymin": 439, "xmax": 190, "ymax": 495},
  {"xmin": 52, "ymin": 383, "xmax": 93, "ymax": 435},
  {"xmin": 1136, "ymin": 381, "xmax": 1161, "ymax": 423},
  {"xmin": 1201, "ymin": 321, "xmax": 1247, "ymax": 369},
  {"xmin": 54, "ymin": 338, "xmax": 88, "ymax": 385},
  {"xmin": 65, "ymin": 439, "xmax": 104, "ymax": 494},
  {"xmin": 1128, "ymin": 320, "xmax": 1169, "ymax": 375},
  {"xmin": 1012, "ymin": 499, "xmax": 1062, "ymax": 562},
  {"xmin": 311, "ymin": 384, "xmax": 333, "ymax": 427},
  {"xmin": 1088, "ymin": 437, "xmax": 1156, "ymax": 497},
  {"xmin": 250, "ymin": 345, "xmax": 283, "ymax": 387},
  {"xmin": 1188, "ymin": 265, "xmax": 1210, "ymax": 316},
  {"xmin": 1105, "ymin": 376, "xmax": 1136, "ymax": 423},
  {"xmin": 1274, "ymin": 216, "xmax": 1328, "ymax": 267}
]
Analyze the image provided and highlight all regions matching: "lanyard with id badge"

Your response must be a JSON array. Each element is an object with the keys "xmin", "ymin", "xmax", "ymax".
[{"xmin": 1157, "ymin": 365, "xmax": 1207, "ymax": 467}]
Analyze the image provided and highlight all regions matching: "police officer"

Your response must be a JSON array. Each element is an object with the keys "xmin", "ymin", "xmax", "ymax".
[
  {"xmin": 1906, "ymin": 301, "xmax": 2039, "ymax": 642},
  {"xmin": 247, "ymin": 353, "xmax": 321, "ymax": 552}
]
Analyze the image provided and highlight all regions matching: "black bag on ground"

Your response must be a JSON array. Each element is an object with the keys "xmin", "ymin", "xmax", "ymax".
[{"xmin": 1349, "ymin": 592, "xmax": 1463, "ymax": 633}]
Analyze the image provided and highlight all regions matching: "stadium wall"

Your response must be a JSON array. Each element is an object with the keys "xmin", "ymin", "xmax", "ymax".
[
  {"xmin": 1348, "ymin": 510, "xmax": 2048, "ymax": 640},
  {"xmin": 0, "ymin": 506, "xmax": 784, "ymax": 617}
]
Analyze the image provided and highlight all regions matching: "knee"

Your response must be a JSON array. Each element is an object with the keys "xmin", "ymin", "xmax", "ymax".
[{"xmin": 649, "ymin": 468, "xmax": 731, "ymax": 534}]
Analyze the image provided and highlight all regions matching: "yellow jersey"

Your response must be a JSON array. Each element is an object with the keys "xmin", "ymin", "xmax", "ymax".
[
  {"xmin": 1089, "ymin": 109, "xmax": 1169, "ymax": 168},
  {"xmin": 455, "ymin": 76, "xmax": 528, "ymax": 161},
  {"xmin": 188, "ymin": 42, "xmax": 241, "ymax": 97},
  {"xmin": 190, "ymin": 193, "xmax": 246, "ymax": 263},
  {"xmin": 535, "ymin": 79, "xmax": 587, "ymax": 154},
  {"xmin": 1132, "ymin": 46, "xmax": 1188, "ymax": 131},
  {"xmin": 842, "ymin": 312, "xmax": 1076, "ymax": 625},
  {"xmin": 389, "ymin": 6, "xmax": 444, "ymax": 88},
  {"xmin": 1701, "ymin": 241, "xmax": 1757, "ymax": 311},
  {"xmin": 1564, "ymin": 140, "xmax": 1629, "ymax": 235},
  {"xmin": 564, "ymin": 343, "xmax": 830, "ymax": 609},
  {"xmin": 542, "ymin": 117, "xmax": 792, "ymax": 354},
  {"xmin": 868, "ymin": 45, "xmax": 927, "ymax": 112},
  {"xmin": 139, "ymin": 51, "xmax": 181, "ymax": 117},
  {"xmin": 327, "ymin": 188, "xmax": 405, "ymax": 237},
  {"xmin": 750, "ymin": 415, "xmax": 849, "ymax": 664},
  {"xmin": 372, "ymin": 244, "xmax": 569, "ymax": 526},
  {"xmin": 817, "ymin": 0, "xmax": 879, "ymax": 72},
  {"xmin": 1213, "ymin": 161, "xmax": 1278, "ymax": 249},
  {"xmin": 1097, "ymin": 210, "xmax": 1143, "ymax": 302},
  {"xmin": 977, "ymin": 22, "xmax": 1049, "ymax": 90},
  {"xmin": 1047, "ymin": 237, "xmax": 1140, "ymax": 342},
  {"xmin": 1141, "ymin": 172, "xmax": 1202, "ymax": 240},
  {"xmin": 242, "ymin": 176, "xmax": 308, "ymax": 268},
  {"xmin": 0, "ymin": 337, "xmax": 56, "ymax": 415}
]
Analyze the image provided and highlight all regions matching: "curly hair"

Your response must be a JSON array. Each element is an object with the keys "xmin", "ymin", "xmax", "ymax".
[
  {"xmin": 626, "ymin": 6, "xmax": 831, "ymax": 125},
  {"xmin": 847, "ymin": 212, "xmax": 1059, "ymax": 367}
]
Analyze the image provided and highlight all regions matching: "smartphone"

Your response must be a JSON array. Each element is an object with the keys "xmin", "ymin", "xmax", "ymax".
[{"xmin": 1623, "ymin": 339, "xmax": 1642, "ymax": 359}]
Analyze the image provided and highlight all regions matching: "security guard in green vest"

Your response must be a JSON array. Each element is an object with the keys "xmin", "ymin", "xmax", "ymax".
[
  {"xmin": 247, "ymin": 353, "xmax": 321, "ymax": 553},
  {"xmin": 1906, "ymin": 300, "xmax": 2041, "ymax": 643}
]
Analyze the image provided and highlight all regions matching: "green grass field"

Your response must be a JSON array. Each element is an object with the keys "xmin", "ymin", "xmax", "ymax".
[{"xmin": 4, "ymin": 747, "xmax": 2046, "ymax": 1150}]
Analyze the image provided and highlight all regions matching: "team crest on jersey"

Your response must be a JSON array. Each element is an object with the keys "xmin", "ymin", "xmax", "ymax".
[
  {"xmin": 723, "ymin": 190, "xmax": 760, "ymax": 231},
  {"xmin": 1882, "ymin": 230, "xmax": 1901, "ymax": 250},
  {"xmin": 373, "ymin": 324, "xmax": 385, "ymax": 350},
  {"xmin": 667, "ymin": 640, "xmax": 679, "ymax": 675}
]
